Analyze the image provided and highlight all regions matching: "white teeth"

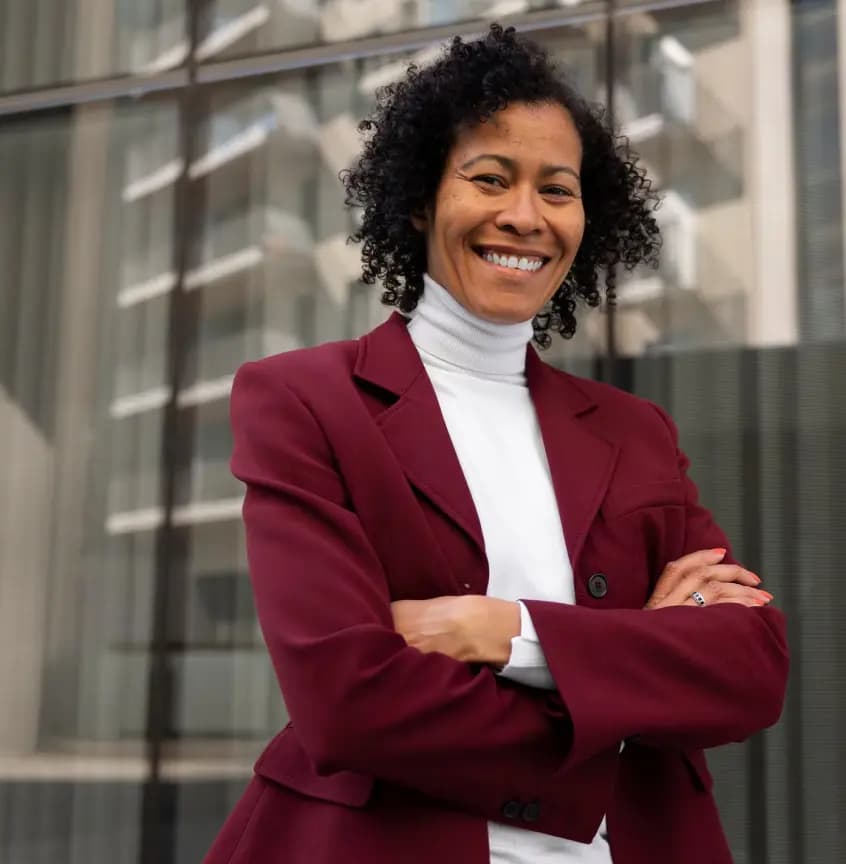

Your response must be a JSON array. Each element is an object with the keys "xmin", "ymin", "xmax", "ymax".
[{"xmin": 481, "ymin": 250, "xmax": 544, "ymax": 272}]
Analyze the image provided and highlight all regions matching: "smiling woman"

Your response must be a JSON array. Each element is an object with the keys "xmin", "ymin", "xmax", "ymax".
[
  {"xmin": 343, "ymin": 22, "xmax": 661, "ymax": 344},
  {"xmin": 204, "ymin": 22, "xmax": 788, "ymax": 864}
]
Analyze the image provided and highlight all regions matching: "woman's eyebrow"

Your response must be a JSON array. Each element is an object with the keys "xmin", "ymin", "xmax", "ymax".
[{"xmin": 459, "ymin": 153, "xmax": 580, "ymax": 181}]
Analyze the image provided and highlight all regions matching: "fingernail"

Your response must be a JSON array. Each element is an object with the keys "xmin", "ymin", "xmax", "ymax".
[
  {"xmin": 712, "ymin": 547, "xmax": 727, "ymax": 556},
  {"xmin": 759, "ymin": 591, "xmax": 774, "ymax": 602},
  {"xmin": 748, "ymin": 571, "xmax": 762, "ymax": 584}
]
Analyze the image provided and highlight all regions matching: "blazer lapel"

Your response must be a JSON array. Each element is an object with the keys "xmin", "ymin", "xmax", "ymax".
[
  {"xmin": 525, "ymin": 347, "xmax": 620, "ymax": 570},
  {"xmin": 354, "ymin": 313, "xmax": 620, "ymax": 581},
  {"xmin": 354, "ymin": 313, "xmax": 485, "ymax": 555}
]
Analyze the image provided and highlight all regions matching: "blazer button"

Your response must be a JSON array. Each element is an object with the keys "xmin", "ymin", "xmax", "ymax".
[
  {"xmin": 587, "ymin": 573, "xmax": 608, "ymax": 599},
  {"xmin": 521, "ymin": 801, "xmax": 541, "ymax": 822},
  {"xmin": 501, "ymin": 800, "xmax": 521, "ymax": 820}
]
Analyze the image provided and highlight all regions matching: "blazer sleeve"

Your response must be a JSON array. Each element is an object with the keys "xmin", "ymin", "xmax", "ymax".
[
  {"xmin": 523, "ymin": 402, "xmax": 789, "ymax": 763},
  {"xmin": 230, "ymin": 360, "xmax": 576, "ymax": 817}
]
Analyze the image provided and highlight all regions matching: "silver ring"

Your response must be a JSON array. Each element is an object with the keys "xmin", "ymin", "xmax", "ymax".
[{"xmin": 691, "ymin": 591, "xmax": 706, "ymax": 607}]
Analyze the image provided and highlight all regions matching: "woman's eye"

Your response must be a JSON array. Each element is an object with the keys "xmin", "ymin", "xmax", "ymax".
[
  {"xmin": 474, "ymin": 174, "xmax": 506, "ymax": 188},
  {"xmin": 543, "ymin": 186, "xmax": 575, "ymax": 198}
]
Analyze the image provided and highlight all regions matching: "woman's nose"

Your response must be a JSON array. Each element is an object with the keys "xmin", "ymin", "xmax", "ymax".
[{"xmin": 494, "ymin": 188, "xmax": 543, "ymax": 235}]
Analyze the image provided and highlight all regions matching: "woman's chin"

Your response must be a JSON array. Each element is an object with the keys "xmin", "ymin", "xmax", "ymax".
[{"xmin": 472, "ymin": 301, "xmax": 537, "ymax": 325}]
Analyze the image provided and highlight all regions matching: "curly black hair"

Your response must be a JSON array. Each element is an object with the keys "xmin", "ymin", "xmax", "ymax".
[{"xmin": 342, "ymin": 23, "xmax": 661, "ymax": 347}]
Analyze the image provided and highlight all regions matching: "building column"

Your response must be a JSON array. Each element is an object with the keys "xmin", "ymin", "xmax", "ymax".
[{"xmin": 743, "ymin": 0, "xmax": 798, "ymax": 347}]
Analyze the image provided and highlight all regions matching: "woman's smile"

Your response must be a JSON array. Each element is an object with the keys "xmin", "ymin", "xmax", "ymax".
[{"xmin": 471, "ymin": 245, "xmax": 552, "ymax": 279}]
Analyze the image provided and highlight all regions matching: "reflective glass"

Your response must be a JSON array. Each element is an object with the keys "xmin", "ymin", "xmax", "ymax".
[
  {"xmin": 0, "ymin": 0, "xmax": 188, "ymax": 94},
  {"xmin": 0, "ymin": 96, "xmax": 179, "ymax": 860},
  {"xmin": 611, "ymin": 0, "xmax": 747, "ymax": 354},
  {"xmin": 195, "ymin": 0, "xmax": 606, "ymax": 59}
]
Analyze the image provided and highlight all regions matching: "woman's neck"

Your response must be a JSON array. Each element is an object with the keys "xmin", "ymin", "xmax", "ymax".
[{"xmin": 407, "ymin": 273, "xmax": 534, "ymax": 381}]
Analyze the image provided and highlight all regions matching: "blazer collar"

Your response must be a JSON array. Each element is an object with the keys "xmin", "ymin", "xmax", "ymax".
[
  {"xmin": 354, "ymin": 311, "xmax": 596, "ymax": 412},
  {"xmin": 354, "ymin": 311, "xmax": 618, "ymax": 571},
  {"xmin": 353, "ymin": 312, "xmax": 427, "ymax": 398}
]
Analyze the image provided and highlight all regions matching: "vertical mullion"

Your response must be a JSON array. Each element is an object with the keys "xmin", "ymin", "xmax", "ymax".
[
  {"xmin": 786, "ymin": 5, "xmax": 810, "ymax": 859},
  {"xmin": 741, "ymin": 348, "xmax": 768, "ymax": 864},
  {"xmin": 604, "ymin": 0, "xmax": 619, "ymax": 385},
  {"xmin": 138, "ymin": 1, "xmax": 201, "ymax": 862},
  {"xmin": 782, "ymin": 349, "xmax": 804, "ymax": 864}
]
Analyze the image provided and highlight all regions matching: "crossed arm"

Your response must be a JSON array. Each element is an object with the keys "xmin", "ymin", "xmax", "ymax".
[
  {"xmin": 390, "ymin": 547, "xmax": 776, "ymax": 678},
  {"xmin": 232, "ymin": 361, "xmax": 789, "ymax": 824}
]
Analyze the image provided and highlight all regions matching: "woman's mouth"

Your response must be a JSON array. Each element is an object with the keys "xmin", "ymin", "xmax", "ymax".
[{"xmin": 473, "ymin": 246, "xmax": 551, "ymax": 275}]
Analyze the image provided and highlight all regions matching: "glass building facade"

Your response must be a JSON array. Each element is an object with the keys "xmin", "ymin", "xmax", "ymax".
[{"xmin": 0, "ymin": 0, "xmax": 844, "ymax": 861}]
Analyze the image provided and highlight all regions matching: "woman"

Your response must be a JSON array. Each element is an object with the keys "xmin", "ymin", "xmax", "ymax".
[{"xmin": 205, "ymin": 24, "xmax": 787, "ymax": 864}]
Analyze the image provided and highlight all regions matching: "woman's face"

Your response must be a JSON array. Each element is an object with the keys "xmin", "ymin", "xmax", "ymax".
[{"xmin": 412, "ymin": 100, "xmax": 585, "ymax": 324}]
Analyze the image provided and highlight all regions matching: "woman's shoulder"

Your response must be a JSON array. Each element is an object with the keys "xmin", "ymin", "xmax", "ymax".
[
  {"xmin": 234, "ymin": 336, "xmax": 360, "ymax": 395},
  {"xmin": 546, "ymin": 362, "xmax": 662, "ymax": 413},
  {"xmin": 544, "ymin": 363, "xmax": 677, "ymax": 443}
]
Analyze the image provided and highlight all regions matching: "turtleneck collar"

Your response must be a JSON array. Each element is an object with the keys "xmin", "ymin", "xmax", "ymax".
[{"xmin": 407, "ymin": 273, "xmax": 534, "ymax": 381}]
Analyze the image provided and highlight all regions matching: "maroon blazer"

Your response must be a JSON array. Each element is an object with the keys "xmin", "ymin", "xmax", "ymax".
[{"xmin": 204, "ymin": 312, "xmax": 788, "ymax": 864}]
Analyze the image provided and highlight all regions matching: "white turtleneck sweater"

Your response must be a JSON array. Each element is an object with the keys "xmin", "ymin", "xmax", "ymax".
[{"xmin": 407, "ymin": 273, "xmax": 613, "ymax": 864}]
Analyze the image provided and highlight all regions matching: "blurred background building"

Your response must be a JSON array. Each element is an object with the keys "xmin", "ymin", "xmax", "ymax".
[{"xmin": 0, "ymin": 0, "xmax": 844, "ymax": 861}]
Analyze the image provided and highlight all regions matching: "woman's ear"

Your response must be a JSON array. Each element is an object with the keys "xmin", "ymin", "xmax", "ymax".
[{"xmin": 410, "ymin": 206, "xmax": 428, "ymax": 232}]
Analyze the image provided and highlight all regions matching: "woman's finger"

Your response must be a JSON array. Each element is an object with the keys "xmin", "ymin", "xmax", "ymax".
[
  {"xmin": 661, "ymin": 564, "xmax": 762, "ymax": 607},
  {"xmin": 683, "ymin": 580, "xmax": 774, "ymax": 608},
  {"xmin": 650, "ymin": 547, "xmax": 727, "ymax": 604},
  {"xmin": 690, "ymin": 563, "xmax": 761, "ymax": 587}
]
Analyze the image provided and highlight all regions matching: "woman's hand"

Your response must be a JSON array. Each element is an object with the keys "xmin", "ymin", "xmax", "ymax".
[
  {"xmin": 391, "ymin": 595, "xmax": 520, "ymax": 666},
  {"xmin": 646, "ymin": 548, "xmax": 774, "ymax": 609}
]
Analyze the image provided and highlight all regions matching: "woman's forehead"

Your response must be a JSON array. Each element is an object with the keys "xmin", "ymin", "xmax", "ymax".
[{"xmin": 451, "ymin": 102, "xmax": 582, "ymax": 164}]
